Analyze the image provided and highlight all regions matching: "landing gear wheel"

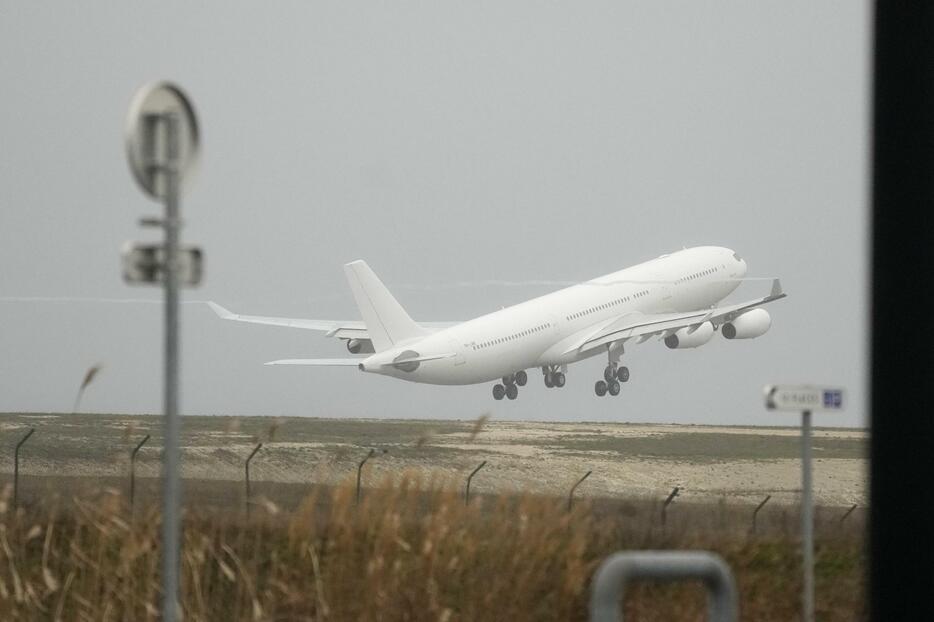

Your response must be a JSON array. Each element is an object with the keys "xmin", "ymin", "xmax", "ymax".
[
  {"xmin": 505, "ymin": 384, "xmax": 519, "ymax": 400},
  {"xmin": 554, "ymin": 372, "xmax": 566, "ymax": 388},
  {"xmin": 493, "ymin": 384, "xmax": 506, "ymax": 400},
  {"xmin": 608, "ymin": 380, "xmax": 621, "ymax": 396},
  {"xmin": 515, "ymin": 370, "xmax": 528, "ymax": 386},
  {"xmin": 617, "ymin": 366, "xmax": 630, "ymax": 383},
  {"xmin": 603, "ymin": 366, "xmax": 617, "ymax": 383},
  {"xmin": 595, "ymin": 380, "xmax": 608, "ymax": 397},
  {"xmin": 503, "ymin": 374, "xmax": 516, "ymax": 386},
  {"xmin": 544, "ymin": 373, "xmax": 554, "ymax": 388}
]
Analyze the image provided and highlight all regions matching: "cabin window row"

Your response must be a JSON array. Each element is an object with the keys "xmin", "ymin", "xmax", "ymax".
[
  {"xmin": 565, "ymin": 290, "xmax": 649, "ymax": 321},
  {"xmin": 472, "ymin": 323, "xmax": 551, "ymax": 350},
  {"xmin": 678, "ymin": 266, "xmax": 720, "ymax": 284}
]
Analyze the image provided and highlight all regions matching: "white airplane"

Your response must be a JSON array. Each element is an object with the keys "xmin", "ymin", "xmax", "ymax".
[{"xmin": 208, "ymin": 246, "xmax": 785, "ymax": 400}]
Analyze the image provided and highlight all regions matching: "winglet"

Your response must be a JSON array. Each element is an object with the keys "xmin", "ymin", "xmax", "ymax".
[
  {"xmin": 770, "ymin": 279, "xmax": 783, "ymax": 298},
  {"xmin": 207, "ymin": 301, "xmax": 236, "ymax": 319}
]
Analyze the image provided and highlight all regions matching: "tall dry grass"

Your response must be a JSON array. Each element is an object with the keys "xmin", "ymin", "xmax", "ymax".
[{"xmin": 0, "ymin": 475, "xmax": 865, "ymax": 621}]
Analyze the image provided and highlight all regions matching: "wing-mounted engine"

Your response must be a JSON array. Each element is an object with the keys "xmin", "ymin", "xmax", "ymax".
[
  {"xmin": 722, "ymin": 308, "xmax": 771, "ymax": 340},
  {"xmin": 345, "ymin": 338, "xmax": 375, "ymax": 354},
  {"xmin": 664, "ymin": 322, "xmax": 714, "ymax": 349}
]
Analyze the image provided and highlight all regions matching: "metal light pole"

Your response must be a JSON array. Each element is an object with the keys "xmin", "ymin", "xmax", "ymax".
[
  {"xmin": 13, "ymin": 427, "xmax": 35, "ymax": 508},
  {"xmin": 801, "ymin": 409, "xmax": 814, "ymax": 622},
  {"xmin": 129, "ymin": 434, "xmax": 151, "ymax": 510},
  {"xmin": 158, "ymin": 110, "xmax": 183, "ymax": 622},
  {"xmin": 124, "ymin": 82, "xmax": 201, "ymax": 622}
]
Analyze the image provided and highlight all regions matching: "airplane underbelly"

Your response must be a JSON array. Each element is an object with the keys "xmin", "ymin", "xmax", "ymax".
[{"xmin": 418, "ymin": 345, "xmax": 541, "ymax": 385}]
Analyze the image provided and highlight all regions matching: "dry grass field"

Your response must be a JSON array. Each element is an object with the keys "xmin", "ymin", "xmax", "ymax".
[
  {"xmin": 0, "ymin": 413, "xmax": 867, "ymax": 620},
  {"xmin": 0, "ymin": 413, "xmax": 866, "ymax": 507}
]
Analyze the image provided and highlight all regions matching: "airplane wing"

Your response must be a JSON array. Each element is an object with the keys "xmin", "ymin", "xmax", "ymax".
[
  {"xmin": 264, "ymin": 358, "xmax": 362, "ymax": 366},
  {"xmin": 208, "ymin": 301, "xmax": 458, "ymax": 340},
  {"xmin": 566, "ymin": 279, "xmax": 787, "ymax": 356}
]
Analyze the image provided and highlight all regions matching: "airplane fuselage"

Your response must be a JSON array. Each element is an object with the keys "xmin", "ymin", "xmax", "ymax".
[{"xmin": 359, "ymin": 246, "xmax": 748, "ymax": 385}]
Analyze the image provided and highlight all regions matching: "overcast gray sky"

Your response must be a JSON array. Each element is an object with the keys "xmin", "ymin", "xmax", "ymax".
[{"xmin": 0, "ymin": 2, "xmax": 868, "ymax": 426}]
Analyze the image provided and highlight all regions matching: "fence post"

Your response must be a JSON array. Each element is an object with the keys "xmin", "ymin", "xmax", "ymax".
[
  {"xmin": 13, "ymin": 428, "xmax": 35, "ymax": 508},
  {"xmin": 356, "ymin": 449, "xmax": 376, "ymax": 505},
  {"xmin": 245, "ymin": 443, "xmax": 262, "ymax": 518},
  {"xmin": 465, "ymin": 460, "xmax": 487, "ymax": 505},
  {"xmin": 840, "ymin": 504, "xmax": 858, "ymax": 524},
  {"xmin": 568, "ymin": 470, "xmax": 592, "ymax": 512},
  {"xmin": 589, "ymin": 551, "xmax": 739, "ymax": 622},
  {"xmin": 751, "ymin": 495, "xmax": 772, "ymax": 534},
  {"xmin": 661, "ymin": 486, "xmax": 679, "ymax": 528},
  {"xmin": 129, "ymin": 434, "xmax": 151, "ymax": 511}
]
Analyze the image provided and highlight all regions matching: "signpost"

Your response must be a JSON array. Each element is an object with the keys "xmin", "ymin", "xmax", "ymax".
[
  {"xmin": 764, "ymin": 385, "xmax": 844, "ymax": 622},
  {"xmin": 123, "ymin": 82, "xmax": 201, "ymax": 622}
]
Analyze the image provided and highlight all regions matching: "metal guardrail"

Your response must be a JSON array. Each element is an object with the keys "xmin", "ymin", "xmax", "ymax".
[{"xmin": 589, "ymin": 551, "xmax": 738, "ymax": 622}]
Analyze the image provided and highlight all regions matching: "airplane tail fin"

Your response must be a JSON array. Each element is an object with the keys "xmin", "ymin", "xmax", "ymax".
[{"xmin": 343, "ymin": 260, "xmax": 427, "ymax": 352}]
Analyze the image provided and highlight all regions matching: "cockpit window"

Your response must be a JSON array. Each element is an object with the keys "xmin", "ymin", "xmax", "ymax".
[{"xmin": 732, "ymin": 252, "xmax": 743, "ymax": 261}]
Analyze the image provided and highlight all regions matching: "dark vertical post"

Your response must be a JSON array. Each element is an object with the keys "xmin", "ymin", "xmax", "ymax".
[
  {"xmin": 751, "ymin": 495, "xmax": 771, "ymax": 534},
  {"xmin": 465, "ymin": 460, "xmax": 487, "ymax": 505},
  {"xmin": 356, "ymin": 449, "xmax": 375, "ymax": 505},
  {"xmin": 245, "ymin": 443, "xmax": 262, "ymax": 518},
  {"xmin": 158, "ymin": 111, "xmax": 183, "ymax": 622},
  {"xmin": 568, "ymin": 470, "xmax": 592, "ymax": 512},
  {"xmin": 661, "ymin": 487, "xmax": 679, "ymax": 528},
  {"xmin": 13, "ymin": 428, "xmax": 35, "ymax": 508},
  {"xmin": 129, "ymin": 434, "xmax": 151, "ymax": 510},
  {"xmin": 840, "ymin": 504, "xmax": 858, "ymax": 524},
  {"xmin": 801, "ymin": 410, "xmax": 814, "ymax": 622},
  {"xmin": 872, "ymin": 4, "xmax": 934, "ymax": 620}
]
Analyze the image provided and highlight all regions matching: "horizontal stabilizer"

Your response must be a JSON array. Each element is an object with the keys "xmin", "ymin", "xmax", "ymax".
[
  {"xmin": 207, "ymin": 301, "xmax": 361, "ymax": 332},
  {"xmin": 264, "ymin": 359, "xmax": 362, "ymax": 366}
]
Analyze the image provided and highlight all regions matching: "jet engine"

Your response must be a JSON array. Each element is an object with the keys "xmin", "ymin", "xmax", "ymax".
[
  {"xmin": 664, "ymin": 322, "xmax": 714, "ymax": 349},
  {"xmin": 346, "ymin": 338, "xmax": 375, "ymax": 354},
  {"xmin": 722, "ymin": 308, "xmax": 771, "ymax": 339}
]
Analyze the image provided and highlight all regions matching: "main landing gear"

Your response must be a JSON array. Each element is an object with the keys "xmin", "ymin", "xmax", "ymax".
[
  {"xmin": 543, "ymin": 365, "xmax": 566, "ymax": 389},
  {"xmin": 595, "ymin": 346, "xmax": 629, "ymax": 397},
  {"xmin": 492, "ymin": 370, "xmax": 527, "ymax": 400}
]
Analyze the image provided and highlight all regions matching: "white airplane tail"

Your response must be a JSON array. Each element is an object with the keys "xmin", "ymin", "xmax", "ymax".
[{"xmin": 343, "ymin": 260, "xmax": 427, "ymax": 352}]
